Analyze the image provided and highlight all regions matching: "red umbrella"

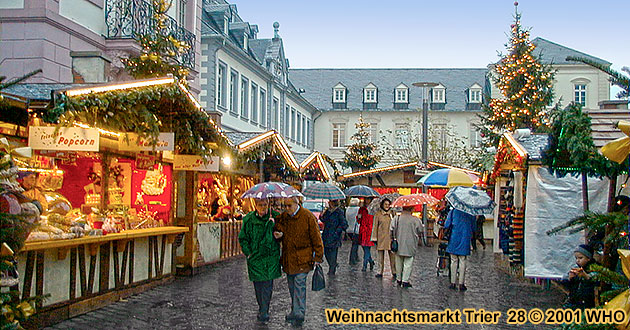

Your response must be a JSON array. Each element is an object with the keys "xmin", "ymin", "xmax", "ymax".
[{"xmin": 391, "ymin": 193, "xmax": 439, "ymax": 208}]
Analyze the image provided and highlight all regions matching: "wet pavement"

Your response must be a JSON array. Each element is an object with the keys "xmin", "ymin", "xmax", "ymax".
[{"xmin": 46, "ymin": 241, "xmax": 564, "ymax": 329}]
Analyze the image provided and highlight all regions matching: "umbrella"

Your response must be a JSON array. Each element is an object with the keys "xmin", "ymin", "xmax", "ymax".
[
  {"xmin": 417, "ymin": 168, "xmax": 480, "ymax": 188},
  {"xmin": 241, "ymin": 182, "xmax": 303, "ymax": 199},
  {"xmin": 445, "ymin": 186, "xmax": 496, "ymax": 215},
  {"xmin": 368, "ymin": 193, "xmax": 402, "ymax": 214},
  {"xmin": 391, "ymin": 194, "xmax": 439, "ymax": 208},
  {"xmin": 344, "ymin": 185, "xmax": 381, "ymax": 198},
  {"xmin": 302, "ymin": 182, "xmax": 346, "ymax": 200}
]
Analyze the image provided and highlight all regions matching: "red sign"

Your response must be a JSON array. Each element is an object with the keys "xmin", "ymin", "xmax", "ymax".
[{"xmin": 136, "ymin": 153, "xmax": 157, "ymax": 170}]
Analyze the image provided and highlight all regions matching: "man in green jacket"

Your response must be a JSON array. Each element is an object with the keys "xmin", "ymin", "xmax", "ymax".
[{"xmin": 238, "ymin": 198, "xmax": 282, "ymax": 323}]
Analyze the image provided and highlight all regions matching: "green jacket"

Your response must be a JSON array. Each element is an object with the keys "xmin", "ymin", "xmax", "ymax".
[{"xmin": 238, "ymin": 210, "xmax": 282, "ymax": 282}]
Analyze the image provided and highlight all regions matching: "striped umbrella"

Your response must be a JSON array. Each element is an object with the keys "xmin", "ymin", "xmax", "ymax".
[
  {"xmin": 391, "ymin": 193, "xmax": 439, "ymax": 208},
  {"xmin": 302, "ymin": 182, "xmax": 346, "ymax": 200},
  {"xmin": 344, "ymin": 185, "xmax": 381, "ymax": 198},
  {"xmin": 417, "ymin": 168, "xmax": 480, "ymax": 188},
  {"xmin": 241, "ymin": 182, "xmax": 303, "ymax": 199},
  {"xmin": 445, "ymin": 186, "xmax": 496, "ymax": 215}
]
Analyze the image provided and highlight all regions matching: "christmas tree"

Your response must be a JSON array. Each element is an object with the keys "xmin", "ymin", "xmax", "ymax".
[
  {"xmin": 122, "ymin": 0, "xmax": 190, "ymax": 80},
  {"xmin": 341, "ymin": 115, "xmax": 380, "ymax": 171},
  {"xmin": 478, "ymin": 2, "xmax": 555, "ymax": 146}
]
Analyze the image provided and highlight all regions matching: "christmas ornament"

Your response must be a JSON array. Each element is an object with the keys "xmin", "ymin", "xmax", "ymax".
[{"xmin": 141, "ymin": 164, "xmax": 166, "ymax": 196}]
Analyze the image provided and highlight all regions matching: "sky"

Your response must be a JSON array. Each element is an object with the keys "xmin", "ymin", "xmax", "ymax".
[{"xmin": 234, "ymin": 0, "xmax": 629, "ymax": 98}]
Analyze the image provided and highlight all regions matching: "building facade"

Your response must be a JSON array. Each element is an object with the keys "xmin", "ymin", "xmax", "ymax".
[
  {"xmin": 198, "ymin": 1, "xmax": 316, "ymax": 154},
  {"xmin": 0, "ymin": 0, "xmax": 202, "ymax": 91}
]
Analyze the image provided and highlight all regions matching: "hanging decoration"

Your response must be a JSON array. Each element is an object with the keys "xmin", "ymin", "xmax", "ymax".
[{"xmin": 141, "ymin": 164, "xmax": 167, "ymax": 196}]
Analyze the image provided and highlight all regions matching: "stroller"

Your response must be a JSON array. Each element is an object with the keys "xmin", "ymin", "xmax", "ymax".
[{"xmin": 436, "ymin": 242, "xmax": 451, "ymax": 277}]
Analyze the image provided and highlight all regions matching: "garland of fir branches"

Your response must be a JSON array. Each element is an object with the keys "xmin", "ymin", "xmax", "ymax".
[{"xmin": 45, "ymin": 83, "xmax": 233, "ymax": 158}]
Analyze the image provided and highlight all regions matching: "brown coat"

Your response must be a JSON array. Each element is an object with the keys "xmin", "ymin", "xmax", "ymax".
[
  {"xmin": 275, "ymin": 206, "xmax": 324, "ymax": 275},
  {"xmin": 371, "ymin": 209, "xmax": 393, "ymax": 250}
]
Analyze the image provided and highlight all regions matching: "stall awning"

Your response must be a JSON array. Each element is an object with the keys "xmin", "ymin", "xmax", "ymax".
[{"xmin": 232, "ymin": 130, "xmax": 299, "ymax": 170}]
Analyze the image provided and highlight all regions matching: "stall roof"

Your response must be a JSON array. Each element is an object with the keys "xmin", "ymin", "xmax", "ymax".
[
  {"xmin": 506, "ymin": 132, "xmax": 549, "ymax": 162},
  {"xmin": 225, "ymin": 132, "xmax": 263, "ymax": 146},
  {"xmin": 234, "ymin": 130, "xmax": 299, "ymax": 170},
  {"xmin": 298, "ymin": 151, "xmax": 333, "ymax": 182},
  {"xmin": 338, "ymin": 161, "xmax": 481, "ymax": 181}
]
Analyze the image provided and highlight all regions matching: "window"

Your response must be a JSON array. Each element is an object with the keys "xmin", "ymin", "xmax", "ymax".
[
  {"xmin": 250, "ymin": 83, "xmax": 258, "ymax": 124},
  {"xmin": 469, "ymin": 127, "xmax": 481, "ymax": 147},
  {"xmin": 272, "ymin": 98, "xmax": 279, "ymax": 129},
  {"xmin": 284, "ymin": 105, "xmax": 290, "ymax": 136},
  {"xmin": 260, "ymin": 89, "xmax": 266, "ymax": 127},
  {"xmin": 469, "ymin": 89, "xmax": 481, "ymax": 103},
  {"xmin": 240, "ymin": 77, "xmax": 249, "ymax": 119},
  {"xmin": 395, "ymin": 123, "xmax": 409, "ymax": 149},
  {"xmin": 178, "ymin": 0, "xmax": 186, "ymax": 25},
  {"xmin": 395, "ymin": 89, "xmax": 408, "ymax": 103},
  {"xmin": 364, "ymin": 88, "xmax": 376, "ymax": 103},
  {"xmin": 433, "ymin": 88, "xmax": 445, "ymax": 103},
  {"xmin": 306, "ymin": 120, "xmax": 311, "ymax": 147},
  {"xmin": 334, "ymin": 88, "xmax": 346, "ymax": 103},
  {"xmin": 575, "ymin": 84, "xmax": 586, "ymax": 106},
  {"xmin": 366, "ymin": 122, "xmax": 378, "ymax": 144},
  {"xmin": 243, "ymin": 33, "xmax": 248, "ymax": 51},
  {"xmin": 332, "ymin": 123, "xmax": 346, "ymax": 148},
  {"xmin": 302, "ymin": 116, "xmax": 306, "ymax": 145},
  {"xmin": 229, "ymin": 70, "xmax": 238, "ymax": 115},
  {"xmin": 296, "ymin": 113, "xmax": 302, "ymax": 144},
  {"xmin": 434, "ymin": 124, "xmax": 448, "ymax": 150},
  {"xmin": 217, "ymin": 62, "xmax": 227, "ymax": 108},
  {"xmin": 291, "ymin": 108, "xmax": 296, "ymax": 140},
  {"xmin": 223, "ymin": 16, "xmax": 229, "ymax": 34}
]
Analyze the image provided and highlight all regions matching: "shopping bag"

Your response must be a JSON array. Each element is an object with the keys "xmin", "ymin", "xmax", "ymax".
[
  {"xmin": 312, "ymin": 264, "xmax": 325, "ymax": 291},
  {"xmin": 390, "ymin": 239, "xmax": 399, "ymax": 252}
]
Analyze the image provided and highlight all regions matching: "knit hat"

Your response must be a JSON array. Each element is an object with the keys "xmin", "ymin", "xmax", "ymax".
[{"xmin": 574, "ymin": 244, "xmax": 594, "ymax": 260}]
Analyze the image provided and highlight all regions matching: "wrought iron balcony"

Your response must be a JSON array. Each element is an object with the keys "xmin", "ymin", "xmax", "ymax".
[{"xmin": 104, "ymin": 0, "xmax": 195, "ymax": 69}]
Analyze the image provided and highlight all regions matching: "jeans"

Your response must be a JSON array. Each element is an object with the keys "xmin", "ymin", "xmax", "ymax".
[
  {"xmin": 395, "ymin": 254, "xmax": 414, "ymax": 282},
  {"xmin": 450, "ymin": 255, "xmax": 468, "ymax": 285},
  {"xmin": 362, "ymin": 246, "xmax": 374, "ymax": 269},
  {"xmin": 286, "ymin": 272, "xmax": 308, "ymax": 320},
  {"xmin": 253, "ymin": 280, "xmax": 274, "ymax": 319},
  {"xmin": 349, "ymin": 235, "xmax": 360, "ymax": 265},
  {"xmin": 324, "ymin": 246, "xmax": 339, "ymax": 274}
]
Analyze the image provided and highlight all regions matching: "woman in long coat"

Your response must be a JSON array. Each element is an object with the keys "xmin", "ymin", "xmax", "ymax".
[
  {"xmin": 371, "ymin": 198, "xmax": 396, "ymax": 279},
  {"xmin": 390, "ymin": 206, "xmax": 422, "ymax": 288},
  {"xmin": 320, "ymin": 199, "xmax": 348, "ymax": 275},
  {"xmin": 357, "ymin": 197, "xmax": 375, "ymax": 271}
]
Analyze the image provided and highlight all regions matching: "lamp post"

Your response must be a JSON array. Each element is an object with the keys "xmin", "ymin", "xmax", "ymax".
[{"xmin": 412, "ymin": 82, "xmax": 438, "ymax": 246}]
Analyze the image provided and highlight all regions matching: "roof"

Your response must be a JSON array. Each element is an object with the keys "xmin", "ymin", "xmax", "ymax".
[
  {"xmin": 225, "ymin": 132, "xmax": 261, "ymax": 146},
  {"xmin": 585, "ymin": 108, "xmax": 630, "ymax": 148},
  {"xmin": 248, "ymin": 39, "xmax": 272, "ymax": 65},
  {"xmin": 294, "ymin": 152, "xmax": 311, "ymax": 165},
  {"xmin": 532, "ymin": 37, "xmax": 611, "ymax": 66},
  {"xmin": 512, "ymin": 133, "xmax": 549, "ymax": 162},
  {"xmin": 1, "ymin": 83, "xmax": 93, "ymax": 101},
  {"xmin": 288, "ymin": 68, "xmax": 487, "ymax": 112}
]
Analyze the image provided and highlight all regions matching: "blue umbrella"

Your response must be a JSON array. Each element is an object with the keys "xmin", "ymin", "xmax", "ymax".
[
  {"xmin": 302, "ymin": 182, "xmax": 346, "ymax": 200},
  {"xmin": 445, "ymin": 186, "xmax": 496, "ymax": 215},
  {"xmin": 344, "ymin": 185, "xmax": 381, "ymax": 198}
]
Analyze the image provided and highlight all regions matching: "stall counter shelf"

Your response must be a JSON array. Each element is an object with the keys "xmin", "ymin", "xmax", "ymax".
[{"xmin": 16, "ymin": 226, "xmax": 188, "ymax": 328}]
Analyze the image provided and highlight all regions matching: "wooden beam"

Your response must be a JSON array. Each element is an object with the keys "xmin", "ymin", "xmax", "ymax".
[{"xmin": 375, "ymin": 174, "xmax": 386, "ymax": 187}]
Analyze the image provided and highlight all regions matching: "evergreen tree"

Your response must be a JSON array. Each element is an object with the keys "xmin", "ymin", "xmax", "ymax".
[
  {"xmin": 341, "ymin": 115, "xmax": 380, "ymax": 171},
  {"xmin": 478, "ymin": 3, "xmax": 555, "ymax": 146},
  {"xmin": 122, "ymin": 0, "xmax": 190, "ymax": 80}
]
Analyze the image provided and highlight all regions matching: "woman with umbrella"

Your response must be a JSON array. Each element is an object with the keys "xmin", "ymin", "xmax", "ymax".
[
  {"xmin": 371, "ymin": 198, "xmax": 397, "ymax": 280},
  {"xmin": 320, "ymin": 199, "xmax": 348, "ymax": 275},
  {"xmin": 357, "ymin": 197, "xmax": 376, "ymax": 271}
]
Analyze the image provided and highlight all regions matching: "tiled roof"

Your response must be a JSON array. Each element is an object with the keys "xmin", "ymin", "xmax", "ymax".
[
  {"xmin": 225, "ymin": 132, "xmax": 262, "ymax": 146},
  {"xmin": 294, "ymin": 152, "xmax": 311, "ymax": 165},
  {"xmin": 585, "ymin": 108, "xmax": 630, "ymax": 148},
  {"xmin": 1, "ymin": 83, "xmax": 92, "ymax": 101},
  {"xmin": 288, "ymin": 68, "xmax": 487, "ymax": 112},
  {"xmin": 515, "ymin": 133, "xmax": 549, "ymax": 161},
  {"xmin": 532, "ymin": 37, "xmax": 611, "ymax": 66},
  {"xmin": 248, "ymin": 39, "xmax": 272, "ymax": 65}
]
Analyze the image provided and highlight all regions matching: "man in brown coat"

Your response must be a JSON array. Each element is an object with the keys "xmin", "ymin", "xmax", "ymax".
[{"xmin": 274, "ymin": 196, "xmax": 324, "ymax": 326}]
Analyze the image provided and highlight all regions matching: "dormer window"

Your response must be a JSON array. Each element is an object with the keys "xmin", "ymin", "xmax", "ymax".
[
  {"xmin": 332, "ymin": 83, "xmax": 347, "ymax": 109},
  {"xmin": 223, "ymin": 17, "xmax": 229, "ymax": 34},
  {"xmin": 430, "ymin": 84, "xmax": 446, "ymax": 110},
  {"xmin": 432, "ymin": 88, "xmax": 445, "ymax": 103},
  {"xmin": 363, "ymin": 84, "xmax": 377, "ymax": 103},
  {"xmin": 468, "ymin": 83, "xmax": 482, "ymax": 104},
  {"xmin": 334, "ymin": 89, "xmax": 345, "ymax": 102},
  {"xmin": 243, "ymin": 33, "xmax": 248, "ymax": 50},
  {"xmin": 394, "ymin": 83, "xmax": 409, "ymax": 110}
]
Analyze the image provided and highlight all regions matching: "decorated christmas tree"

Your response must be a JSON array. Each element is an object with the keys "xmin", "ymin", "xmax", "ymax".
[
  {"xmin": 478, "ymin": 2, "xmax": 555, "ymax": 146},
  {"xmin": 341, "ymin": 115, "xmax": 380, "ymax": 171},
  {"xmin": 122, "ymin": 0, "xmax": 190, "ymax": 80}
]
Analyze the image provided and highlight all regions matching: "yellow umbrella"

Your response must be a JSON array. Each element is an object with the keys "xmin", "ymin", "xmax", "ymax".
[
  {"xmin": 603, "ymin": 249, "xmax": 630, "ymax": 330},
  {"xmin": 601, "ymin": 121, "xmax": 630, "ymax": 164}
]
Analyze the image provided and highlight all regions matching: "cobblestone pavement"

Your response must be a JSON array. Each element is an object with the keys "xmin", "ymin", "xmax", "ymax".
[{"xmin": 46, "ymin": 241, "xmax": 564, "ymax": 330}]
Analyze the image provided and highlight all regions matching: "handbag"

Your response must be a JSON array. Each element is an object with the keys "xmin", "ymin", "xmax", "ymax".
[
  {"xmin": 312, "ymin": 264, "xmax": 325, "ymax": 291},
  {"xmin": 390, "ymin": 215, "xmax": 399, "ymax": 252}
]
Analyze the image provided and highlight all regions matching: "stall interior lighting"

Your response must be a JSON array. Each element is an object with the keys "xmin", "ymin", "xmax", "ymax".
[
  {"xmin": 18, "ymin": 167, "xmax": 64, "ymax": 175},
  {"xmin": 73, "ymin": 122, "xmax": 121, "ymax": 138},
  {"xmin": 65, "ymin": 77, "xmax": 175, "ymax": 96},
  {"xmin": 315, "ymin": 154, "xmax": 331, "ymax": 181},
  {"xmin": 340, "ymin": 162, "xmax": 417, "ymax": 180}
]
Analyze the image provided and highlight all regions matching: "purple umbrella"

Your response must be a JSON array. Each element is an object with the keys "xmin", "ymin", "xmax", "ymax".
[{"xmin": 241, "ymin": 182, "xmax": 303, "ymax": 199}]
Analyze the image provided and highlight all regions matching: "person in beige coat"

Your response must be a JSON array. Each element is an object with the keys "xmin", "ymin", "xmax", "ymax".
[
  {"xmin": 371, "ymin": 199, "xmax": 397, "ymax": 280},
  {"xmin": 390, "ymin": 206, "xmax": 423, "ymax": 288}
]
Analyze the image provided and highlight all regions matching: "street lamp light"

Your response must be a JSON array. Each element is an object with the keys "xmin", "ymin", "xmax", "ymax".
[{"xmin": 412, "ymin": 81, "xmax": 438, "ymax": 246}]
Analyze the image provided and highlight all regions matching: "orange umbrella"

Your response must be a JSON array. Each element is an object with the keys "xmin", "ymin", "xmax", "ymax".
[{"xmin": 391, "ymin": 193, "xmax": 439, "ymax": 208}]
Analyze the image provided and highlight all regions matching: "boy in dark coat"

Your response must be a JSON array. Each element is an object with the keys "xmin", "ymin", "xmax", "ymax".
[{"xmin": 562, "ymin": 244, "xmax": 599, "ymax": 309}]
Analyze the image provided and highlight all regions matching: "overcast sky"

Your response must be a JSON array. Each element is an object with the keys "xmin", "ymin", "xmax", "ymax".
[{"xmin": 235, "ymin": 0, "xmax": 629, "ymax": 98}]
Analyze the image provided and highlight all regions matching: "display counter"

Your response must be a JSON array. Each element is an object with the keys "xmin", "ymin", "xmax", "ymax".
[{"xmin": 16, "ymin": 226, "xmax": 188, "ymax": 328}]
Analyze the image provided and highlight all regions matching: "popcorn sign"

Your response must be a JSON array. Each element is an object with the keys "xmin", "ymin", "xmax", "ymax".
[
  {"xmin": 29, "ymin": 126, "xmax": 99, "ymax": 151},
  {"xmin": 173, "ymin": 155, "xmax": 219, "ymax": 172}
]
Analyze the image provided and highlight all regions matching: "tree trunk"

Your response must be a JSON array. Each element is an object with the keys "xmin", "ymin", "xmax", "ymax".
[
  {"xmin": 582, "ymin": 172, "xmax": 589, "ymax": 212},
  {"xmin": 602, "ymin": 176, "xmax": 617, "ymax": 270}
]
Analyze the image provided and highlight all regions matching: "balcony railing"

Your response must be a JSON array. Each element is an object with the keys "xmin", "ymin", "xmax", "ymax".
[{"xmin": 104, "ymin": 0, "xmax": 195, "ymax": 69}]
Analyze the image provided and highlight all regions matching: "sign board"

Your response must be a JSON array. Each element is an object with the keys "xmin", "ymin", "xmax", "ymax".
[
  {"xmin": 29, "ymin": 126, "xmax": 99, "ymax": 151},
  {"xmin": 118, "ymin": 133, "xmax": 174, "ymax": 151},
  {"xmin": 173, "ymin": 155, "xmax": 219, "ymax": 172},
  {"xmin": 136, "ymin": 153, "xmax": 157, "ymax": 170},
  {"xmin": 414, "ymin": 161, "xmax": 428, "ymax": 176}
]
